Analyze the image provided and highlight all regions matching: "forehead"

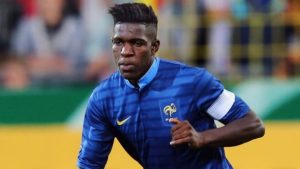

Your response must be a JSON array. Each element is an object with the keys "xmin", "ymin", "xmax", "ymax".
[{"xmin": 113, "ymin": 23, "xmax": 148, "ymax": 39}]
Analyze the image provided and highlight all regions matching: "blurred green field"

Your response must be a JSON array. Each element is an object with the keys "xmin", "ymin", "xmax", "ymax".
[{"xmin": 0, "ymin": 79, "xmax": 300, "ymax": 169}]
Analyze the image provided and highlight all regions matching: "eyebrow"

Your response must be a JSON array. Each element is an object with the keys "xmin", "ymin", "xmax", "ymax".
[
  {"xmin": 112, "ymin": 37, "xmax": 147, "ymax": 43},
  {"xmin": 131, "ymin": 38, "xmax": 147, "ymax": 42}
]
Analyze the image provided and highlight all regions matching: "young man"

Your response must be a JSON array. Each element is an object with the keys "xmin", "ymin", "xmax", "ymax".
[{"xmin": 77, "ymin": 3, "xmax": 265, "ymax": 169}]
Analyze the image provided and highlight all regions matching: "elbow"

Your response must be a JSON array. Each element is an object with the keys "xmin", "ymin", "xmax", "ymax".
[
  {"xmin": 244, "ymin": 111, "xmax": 265, "ymax": 139},
  {"xmin": 258, "ymin": 121, "xmax": 265, "ymax": 138},
  {"xmin": 252, "ymin": 117, "xmax": 265, "ymax": 139}
]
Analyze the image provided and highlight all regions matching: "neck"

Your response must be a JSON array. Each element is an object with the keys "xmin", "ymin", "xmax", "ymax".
[
  {"xmin": 129, "ymin": 80, "xmax": 140, "ymax": 89},
  {"xmin": 128, "ymin": 56, "xmax": 155, "ymax": 88}
]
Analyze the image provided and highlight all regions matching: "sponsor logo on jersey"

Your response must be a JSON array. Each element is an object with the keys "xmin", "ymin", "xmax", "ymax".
[{"xmin": 117, "ymin": 116, "xmax": 131, "ymax": 126}]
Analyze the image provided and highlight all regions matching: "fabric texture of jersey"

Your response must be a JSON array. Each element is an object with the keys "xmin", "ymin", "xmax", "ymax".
[{"xmin": 77, "ymin": 57, "xmax": 250, "ymax": 169}]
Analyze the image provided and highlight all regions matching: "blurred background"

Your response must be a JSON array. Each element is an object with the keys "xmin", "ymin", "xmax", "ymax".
[{"xmin": 0, "ymin": 0, "xmax": 299, "ymax": 168}]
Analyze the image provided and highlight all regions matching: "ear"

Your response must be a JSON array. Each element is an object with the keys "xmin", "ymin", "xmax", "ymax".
[{"xmin": 151, "ymin": 40, "xmax": 160, "ymax": 55}]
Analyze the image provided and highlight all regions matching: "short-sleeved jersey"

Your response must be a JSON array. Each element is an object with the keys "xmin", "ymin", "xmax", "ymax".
[{"xmin": 77, "ymin": 57, "xmax": 249, "ymax": 169}]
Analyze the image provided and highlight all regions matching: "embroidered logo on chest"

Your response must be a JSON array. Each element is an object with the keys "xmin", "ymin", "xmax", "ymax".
[
  {"xmin": 159, "ymin": 99, "xmax": 182, "ymax": 126},
  {"xmin": 163, "ymin": 103, "xmax": 177, "ymax": 118}
]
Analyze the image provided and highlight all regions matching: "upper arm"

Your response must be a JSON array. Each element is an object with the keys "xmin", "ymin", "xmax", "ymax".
[
  {"xmin": 77, "ymin": 93, "xmax": 114, "ymax": 169},
  {"xmin": 194, "ymin": 70, "xmax": 249, "ymax": 124}
]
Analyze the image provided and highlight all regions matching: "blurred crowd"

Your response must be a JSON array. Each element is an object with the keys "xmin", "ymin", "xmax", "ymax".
[
  {"xmin": 0, "ymin": 0, "xmax": 118, "ymax": 89},
  {"xmin": 0, "ymin": 0, "xmax": 299, "ymax": 90},
  {"xmin": 156, "ymin": 0, "xmax": 300, "ymax": 78}
]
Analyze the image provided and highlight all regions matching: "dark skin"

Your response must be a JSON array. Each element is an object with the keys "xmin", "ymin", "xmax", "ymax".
[
  {"xmin": 170, "ymin": 110, "xmax": 265, "ymax": 148},
  {"xmin": 112, "ymin": 23, "xmax": 265, "ymax": 149},
  {"xmin": 112, "ymin": 23, "xmax": 160, "ymax": 86}
]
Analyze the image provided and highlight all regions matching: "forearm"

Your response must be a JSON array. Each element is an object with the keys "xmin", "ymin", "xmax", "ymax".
[{"xmin": 201, "ymin": 111, "xmax": 265, "ymax": 147}]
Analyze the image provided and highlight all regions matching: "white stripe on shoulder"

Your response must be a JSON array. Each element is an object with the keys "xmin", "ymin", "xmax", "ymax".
[{"xmin": 207, "ymin": 89, "xmax": 235, "ymax": 120}]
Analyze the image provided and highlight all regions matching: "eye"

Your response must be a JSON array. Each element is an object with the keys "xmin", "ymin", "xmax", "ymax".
[
  {"xmin": 112, "ymin": 39, "xmax": 123, "ymax": 46},
  {"xmin": 133, "ymin": 40, "xmax": 145, "ymax": 47}
]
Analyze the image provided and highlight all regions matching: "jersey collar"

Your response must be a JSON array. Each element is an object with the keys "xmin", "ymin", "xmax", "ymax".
[{"xmin": 124, "ymin": 57, "xmax": 160, "ymax": 89}]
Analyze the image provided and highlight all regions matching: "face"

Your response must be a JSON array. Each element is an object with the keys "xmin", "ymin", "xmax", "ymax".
[
  {"xmin": 38, "ymin": 0, "xmax": 64, "ymax": 25},
  {"xmin": 112, "ymin": 23, "xmax": 159, "ymax": 84}
]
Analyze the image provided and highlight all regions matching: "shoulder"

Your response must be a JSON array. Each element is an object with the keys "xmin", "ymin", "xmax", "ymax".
[
  {"xmin": 158, "ymin": 57, "xmax": 210, "ymax": 77},
  {"xmin": 158, "ymin": 58, "xmax": 186, "ymax": 69},
  {"xmin": 15, "ymin": 16, "xmax": 39, "ymax": 31},
  {"xmin": 90, "ymin": 71, "xmax": 122, "ymax": 101}
]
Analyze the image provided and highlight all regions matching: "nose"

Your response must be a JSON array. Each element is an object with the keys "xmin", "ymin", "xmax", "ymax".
[{"xmin": 121, "ymin": 43, "xmax": 134, "ymax": 57}]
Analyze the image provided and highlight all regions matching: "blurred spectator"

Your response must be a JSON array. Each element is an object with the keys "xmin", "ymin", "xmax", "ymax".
[
  {"xmin": 250, "ymin": 0, "xmax": 275, "ymax": 76},
  {"xmin": 17, "ymin": 0, "xmax": 36, "ymax": 17},
  {"xmin": 11, "ymin": 0, "xmax": 86, "ymax": 86},
  {"xmin": 18, "ymin": 0, "xmax": 80, "ymax": 17},
  {"xmin": 0, "ymin": 54, "xmax": 29, "ymax": 89},
  {"xmin": 204, "ymin": 0, "xmax": 231, "ymax": 77},
  {"xmin": 193, "ymin": 0, "xmax": 209, "ymax": 66},
  {"xmin": 158, "ymin": 0, "xmax": 193, "ymax": 62},
  {"xmin": 169, "ymin": 0, "xmax": 193, "ymax": 62},
  {"xmin": 276, "ymin": 0, "xmax": 300, "ymax": 77},
  {"xmin": 80, "ymin": 0, "xmax": 115, "ymax": 81},
  {"xmin": 231, "ymin": 0, "xmax": 251, "ymax": 76},
  {"xmin": 65, "ymin": 0, "xmax": 80, "ymax": 16},
  {"xmin": 0, "ymin": 0, "xmax": 23, "ymax": 54},
  {"xmin": 1, "ymin": 0, "xmax": 299, "ymax": 87}
]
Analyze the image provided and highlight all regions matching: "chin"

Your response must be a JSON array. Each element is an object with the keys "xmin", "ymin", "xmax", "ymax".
[{"xmin": 121, "ymin": 73, "xmax": 136, "ymax": 80}]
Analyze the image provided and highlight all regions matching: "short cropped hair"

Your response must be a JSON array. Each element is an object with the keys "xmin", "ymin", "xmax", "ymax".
[{"xmin": 108, "ymin": 3, "xmax": 158, "ymax": 27}]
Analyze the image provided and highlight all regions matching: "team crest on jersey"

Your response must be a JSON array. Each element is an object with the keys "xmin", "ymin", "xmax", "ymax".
[
  {"xmin": 159, "ymin": 99, "xmax": 182, "ymax": 126},
  {"xmin": 163, "ymin": 103, "xmax": 177, "ymax": 117}
]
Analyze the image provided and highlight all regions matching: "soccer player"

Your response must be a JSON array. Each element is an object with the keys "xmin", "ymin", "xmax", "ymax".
[{"xmin": 77, "ymin": 3, "xmax": 265, "ymax": 169}]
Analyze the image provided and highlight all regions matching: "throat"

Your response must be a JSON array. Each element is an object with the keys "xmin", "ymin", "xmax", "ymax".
[{"xmin": 129, "ymin": 80, "xmax": 140, "ymax": 89}]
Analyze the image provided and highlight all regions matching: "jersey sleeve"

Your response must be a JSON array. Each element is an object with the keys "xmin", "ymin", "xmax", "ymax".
[
  {"xmin": 194, "ymin": 69, "xmax": 249, "ymax": 124},
  {"xmin": 77, "ymin": 91, "xmax": 114, "ymax": 169}
]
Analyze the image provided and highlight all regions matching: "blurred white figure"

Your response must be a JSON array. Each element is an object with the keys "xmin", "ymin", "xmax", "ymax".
[{"xmin": 204, "ymin": 0, "xmax": 231, "ymax": 77}]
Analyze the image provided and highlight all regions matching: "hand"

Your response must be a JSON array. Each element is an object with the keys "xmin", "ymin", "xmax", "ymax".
[
  {"xmin": 27, "ymin": 56, "xmax": 72, "ymax": 75},
  {"xmin": 169, "ymin": 118, "xmax": 205, "ymax": 148}
]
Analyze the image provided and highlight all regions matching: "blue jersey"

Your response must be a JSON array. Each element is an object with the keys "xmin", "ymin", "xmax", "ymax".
[{"xmin": 77, "ymin": 57, "xmax": 249, "ymax": 169}]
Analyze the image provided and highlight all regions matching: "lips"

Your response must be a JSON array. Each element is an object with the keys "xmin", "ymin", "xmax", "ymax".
[
  {"xmin": 118, "ymin": 58, "xmax": 135, "ymax": 72},
  {"xmin": 119, "ymin": 64, "xmax": 134, "ymax": 71}
]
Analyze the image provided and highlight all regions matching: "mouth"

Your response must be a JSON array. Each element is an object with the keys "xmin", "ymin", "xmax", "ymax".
[
  {"xmin": 120, "ymin": 65, "xmax": 134, "ymax": 71},
  {"xmin": 118, "ymin": 63, "xmax": 135, "ymax": 72}
]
